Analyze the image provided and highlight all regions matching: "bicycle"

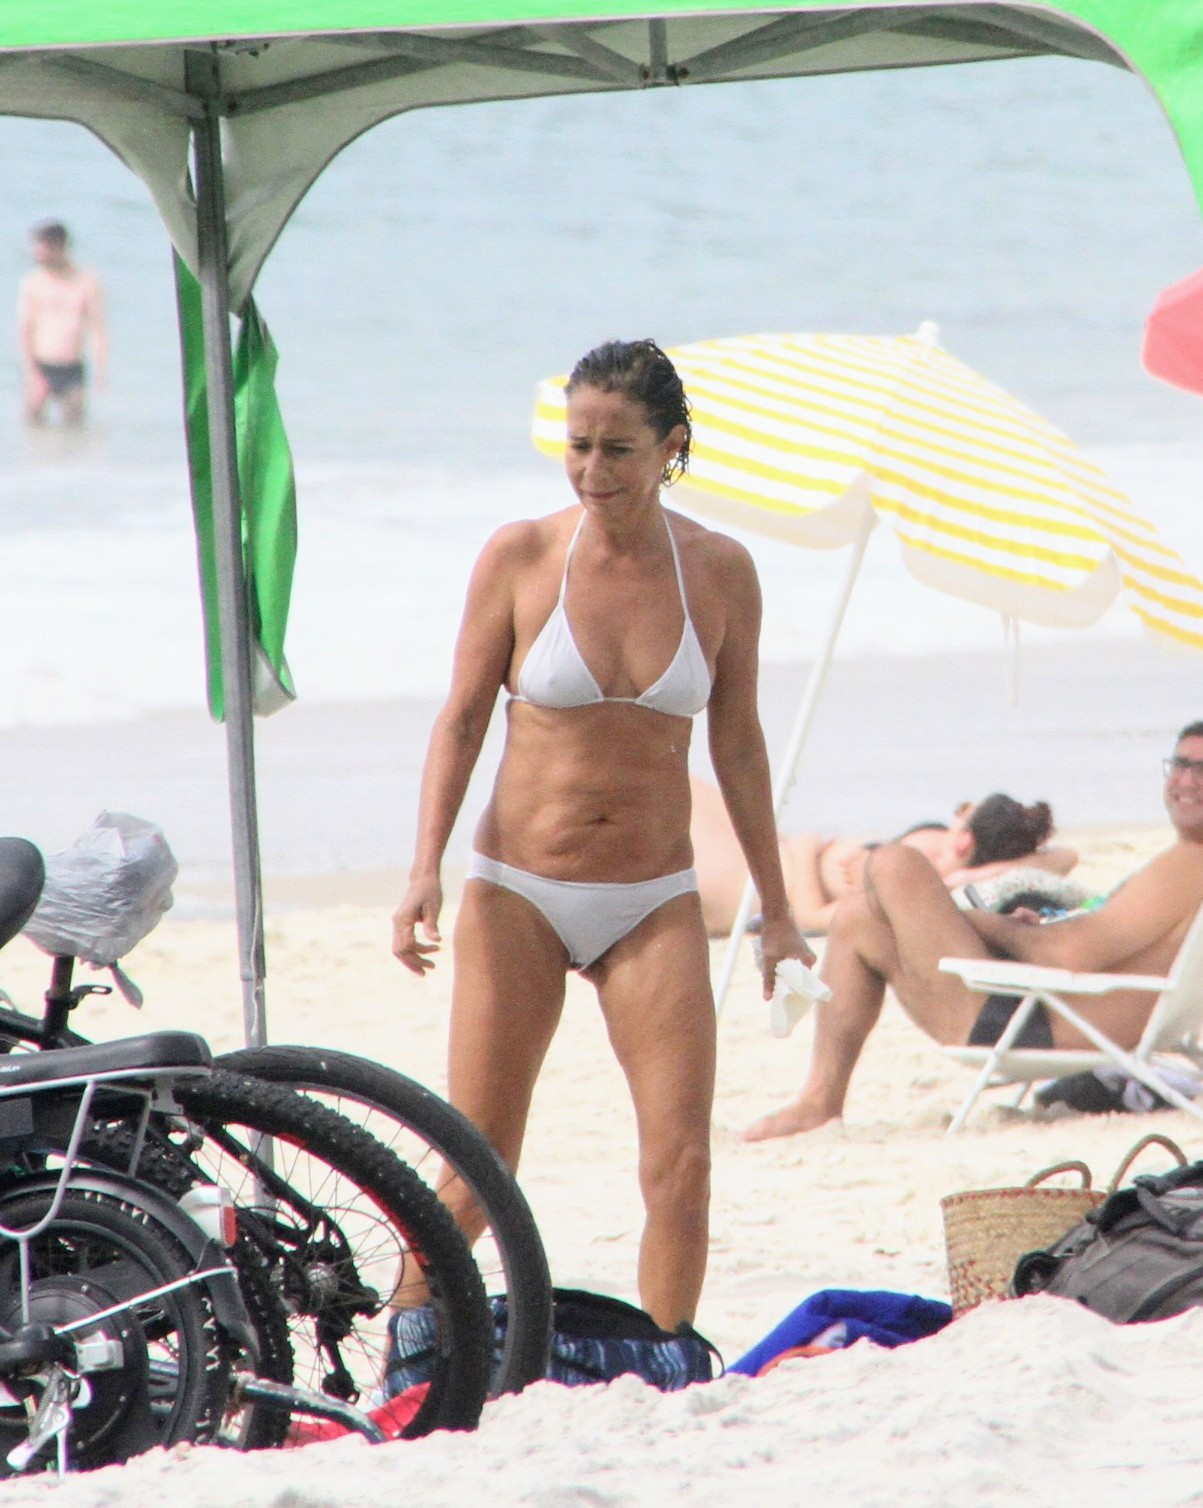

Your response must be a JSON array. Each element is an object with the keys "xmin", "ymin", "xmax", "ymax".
[
  {"xmin": 0, "ymin": 1030, "xmax": 249, "ymax": 1473},
  {"xmin": 0, "ymin": 1028, "xmax": 430, "ymax": 1471},
  {"xmin": 0, "ymin": 855, "xmax": 497, "ymax": 1445},
  {"xmin": 97, "ymin": 1064, "xmax": 495, "ymax": 1440},
  {"xmin": 0, "ymin": 839, "xmax": 550, "ymax": 1404}
]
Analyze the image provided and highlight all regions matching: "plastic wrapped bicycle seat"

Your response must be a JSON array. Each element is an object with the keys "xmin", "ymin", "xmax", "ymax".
[{"xmin": 23, "ymin": 811, "xmax": 178, "ymax": 978}]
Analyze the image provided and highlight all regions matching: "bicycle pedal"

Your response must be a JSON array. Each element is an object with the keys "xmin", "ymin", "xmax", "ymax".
[{"xmin": 6, "ymin": 1369, "xmax": 73, "ymax": 1473}]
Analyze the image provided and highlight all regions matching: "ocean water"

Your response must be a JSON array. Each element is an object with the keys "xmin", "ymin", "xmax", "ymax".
[
  {"xmin": 1, "ymin": 54, "xmax": 1202, "ymax": 730},
  {"xmin": 0, "ymin": 443, "xmax": 1201, "ymax": 730}
]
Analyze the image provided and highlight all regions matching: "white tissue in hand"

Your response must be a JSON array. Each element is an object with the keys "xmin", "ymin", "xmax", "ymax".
[{"xmin": 769, "ymin": 959, "xmax": 832, "ymax": 1039}]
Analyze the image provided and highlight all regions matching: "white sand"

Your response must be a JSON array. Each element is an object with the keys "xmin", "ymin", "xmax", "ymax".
[{"xmin": 1, "ymin": 822, "xmax": 1201, "ymax": 1503}]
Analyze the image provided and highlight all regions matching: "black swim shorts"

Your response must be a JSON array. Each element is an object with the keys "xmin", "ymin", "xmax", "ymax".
[
  {"xmin": 36, "ymin": 361, "xmax": 86, "ymax": 396},
  {"xmin": 967, "ymin": 993, "xmax": 1054, "ymax": 1049}
]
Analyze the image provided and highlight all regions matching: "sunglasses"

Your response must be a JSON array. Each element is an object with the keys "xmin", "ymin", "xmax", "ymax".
[{"xmin": 1163, "ymin": 756, "xmax": 1203, "ymax": 779}]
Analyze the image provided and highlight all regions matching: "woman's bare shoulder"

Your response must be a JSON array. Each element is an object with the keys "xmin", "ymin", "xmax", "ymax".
[
  {"xmin": 477, "ymin": 508, "xmax": 578, "ymax": 570},
  {"xmin": 666, "ymin": 509, "xmax": 756, "ymax": 578}
]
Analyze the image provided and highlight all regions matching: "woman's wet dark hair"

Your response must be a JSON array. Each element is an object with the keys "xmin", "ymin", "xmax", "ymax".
[
  {"xmin": 966, "ymin": 795, "xmax": 1054, "ymax": 866},
  {"xmin": 565, "ymin": 339, "xmax": 692, "ymax": 485}
]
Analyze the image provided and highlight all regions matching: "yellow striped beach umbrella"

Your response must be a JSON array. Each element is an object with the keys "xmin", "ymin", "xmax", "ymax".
[{"xmin": 533, "ymin": 325, "xmax": 1203, "ymax": 650}]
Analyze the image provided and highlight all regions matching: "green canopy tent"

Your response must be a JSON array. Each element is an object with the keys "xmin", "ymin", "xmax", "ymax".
[{"xmin": 3, "ymin": 2, "xmax": 1202, "ymax": 1044}]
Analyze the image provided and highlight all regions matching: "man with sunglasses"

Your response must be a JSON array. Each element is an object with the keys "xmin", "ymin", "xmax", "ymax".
[{"xmin": 746, "ymin": 720, "xmax": 1203, "ymax": 1141}]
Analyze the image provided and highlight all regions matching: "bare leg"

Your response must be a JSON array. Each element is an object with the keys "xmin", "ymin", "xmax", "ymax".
[
  {"xmin": 23, "ymin": 386, "xmax": 48, "ymax": 425},
  {"xmin": 60, "ymin": 386, "xmax": 86, "ymax": 427},
  {"xmin": 779, "ymin": 832, "xmax": 836, "ymax": 932},
  {"xmin": 744, "ymin": 845, "xmax": 989, "ymax": 1141},
  {"xmin": 690, "ymin": 775, "xmax": 755, "ymax": 936},
  {"xmin": 393, "ymin": 877, "xmax": 568, "ymax": 1305},
  {"xmin": 446, "ymin": 877, "xmax": 569, "ymax": 1185},
  {"xmin": 780, "ymin": 833, "xmax": 871, "ymax": 932},
  {"xmin": 743, "ymin": 890, "xmax": 892, "ymax": 1140},
  {"xmin": 586, "ymin": 893, "xmax": 715, "ymax": 1330}
]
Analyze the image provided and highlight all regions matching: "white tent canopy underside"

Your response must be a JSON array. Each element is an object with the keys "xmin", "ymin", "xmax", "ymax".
[{"xmin": 0, "ymin": 5, "xmax": 1126, "ymax": 306}]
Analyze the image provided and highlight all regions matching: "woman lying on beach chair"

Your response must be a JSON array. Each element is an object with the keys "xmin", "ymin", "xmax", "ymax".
[{"xmin": 690, "ymin": 777, "xmax": 1078, "ymax": 936}]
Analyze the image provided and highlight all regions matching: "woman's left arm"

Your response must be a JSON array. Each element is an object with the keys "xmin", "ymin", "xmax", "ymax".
[{"xmin": 704, "ymin": 539, "xmax": 814, "ymax": 993}]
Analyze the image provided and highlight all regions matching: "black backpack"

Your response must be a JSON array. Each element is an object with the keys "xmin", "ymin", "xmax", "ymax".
[
  {"xmin": 1013, "ymin": 1154, "xmax": 1203, "ymax": 1323},
  {"xmin": 387, "ymin": 1288, "xmax": 721, "ymax": 1398},
  {"xmin": 494, "ymin": 1288, "xmax": 722, "ymax": 1390}
]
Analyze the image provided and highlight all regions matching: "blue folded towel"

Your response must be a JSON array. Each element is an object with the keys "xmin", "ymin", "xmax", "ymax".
[{"xmin": 729, "ymin": 1288, "xmax": 952, "ymax": 1376}]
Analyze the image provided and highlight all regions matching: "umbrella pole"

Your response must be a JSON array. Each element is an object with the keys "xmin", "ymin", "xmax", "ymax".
[
  {"xmin": 713, "ymin": 502, "xmax": 874, "ymax": 1016},
  {"xmin": 191, "ymin": 79, "xmax": 268, "ymax": 1049}
]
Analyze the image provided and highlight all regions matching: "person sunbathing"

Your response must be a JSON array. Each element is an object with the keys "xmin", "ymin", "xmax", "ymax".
[
  {"xmin": 743, "ymin": 720, "xmax": 1203, "ymax": 1142},
  {"xmin": 690, "ymin": 776, "xmax": 1078, "ymax": 936}
]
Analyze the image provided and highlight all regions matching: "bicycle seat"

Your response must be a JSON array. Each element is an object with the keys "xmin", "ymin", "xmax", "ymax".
[
  {"xmin": 0, "ymin": 839, "xmax": 45, "ymax": 953},
  {"xmin": 0, "ymin": 1032, "xmax": 213, "ymax": 1092}
]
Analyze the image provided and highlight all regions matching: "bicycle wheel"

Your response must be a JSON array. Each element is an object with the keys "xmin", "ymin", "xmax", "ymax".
[
  {"xmin": 0, "ymin": 1186, "xmax": 232, "ymax": 1472},
  {"xmin": 219, "ymin": 1045, "xmax": 553, "ymax": 1395},
  {"xmin": 159, "ymin": 1071, "xmax": 492, "ymax": 1436}
]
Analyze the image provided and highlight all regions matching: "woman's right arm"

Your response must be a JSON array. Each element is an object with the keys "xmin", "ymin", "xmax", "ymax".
[
  {"xmin": 944, "ymin": 844, "xmax": 1080, "ymax": 890},
  {"xmin": 392, "ymin": 529, "xmax": 522, "ymax": 974}
]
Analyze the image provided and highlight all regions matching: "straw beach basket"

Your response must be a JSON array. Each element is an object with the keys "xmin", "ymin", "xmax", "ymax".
[{"xmin": 941, "ymin": 1161, "xmax": 1104, "ymax": 1316}]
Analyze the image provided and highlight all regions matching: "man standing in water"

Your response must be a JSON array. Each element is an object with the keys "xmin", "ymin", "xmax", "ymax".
[{"xmin": 17, "ymin": 220, "xmax": 107, "ymax": 427}]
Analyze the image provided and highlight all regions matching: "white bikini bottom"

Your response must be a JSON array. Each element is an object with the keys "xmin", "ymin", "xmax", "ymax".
[{"xmin": 466, "ymin": 852, "xmax": 699, "ymax": 970}]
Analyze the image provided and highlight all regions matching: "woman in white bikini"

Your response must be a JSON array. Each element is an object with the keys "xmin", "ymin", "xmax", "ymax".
[{"xmin": 392, "ymin": 339, "xmax": 811, "ymax": 1329}]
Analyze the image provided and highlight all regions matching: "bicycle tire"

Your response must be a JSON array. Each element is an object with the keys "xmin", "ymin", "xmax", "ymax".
[
  {"xmin": 219, "ymin": 1044, "xmax": 553, "ymax": 1396},
  {"xmin": 0, "ymin": 1186, "xmax": 232, "ymax": 1472},
  {"xmin": 167, "ymin": 1071, "xmax": 493, "ymax": 1436}
]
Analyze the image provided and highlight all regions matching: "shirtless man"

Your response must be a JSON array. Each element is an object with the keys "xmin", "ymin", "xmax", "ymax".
[
  {"xmin": 17, "ymin": 221, "xmax": 107, "ymax": 426},
  {"xmin": 745, "ymin": 720, "xmax": 1203, "ymax": 1142}
]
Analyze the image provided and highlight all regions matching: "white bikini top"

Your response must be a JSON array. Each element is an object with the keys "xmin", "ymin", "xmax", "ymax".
[{"xmin": 514, "ymin": 512, "xmax": 712, "ymax": 718}]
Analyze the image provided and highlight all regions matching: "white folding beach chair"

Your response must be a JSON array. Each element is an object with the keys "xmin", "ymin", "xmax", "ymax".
[{"xmin": 937, "ymin": 902, "xmax": 1203, "ymax": 1134}]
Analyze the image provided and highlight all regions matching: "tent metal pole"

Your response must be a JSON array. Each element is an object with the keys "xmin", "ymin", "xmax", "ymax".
[
  {"xmin": 713, "ymin": 499, "xmax": 875, "ymax": 1017},
  {"xmin": 190, "ymin": 67, "xmax": 268, "ymax": 1049}
]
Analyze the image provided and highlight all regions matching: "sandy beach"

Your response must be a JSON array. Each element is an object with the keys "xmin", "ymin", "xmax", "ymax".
[{"xmin": 0, "ymin": 806, "xmax": 1200, "ymax": 1504}]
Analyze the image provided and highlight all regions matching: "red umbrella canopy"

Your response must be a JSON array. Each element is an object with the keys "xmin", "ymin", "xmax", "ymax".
[{"xmin": 1142, "ymin": 269, "xmax": 1203, "ymax": 396}]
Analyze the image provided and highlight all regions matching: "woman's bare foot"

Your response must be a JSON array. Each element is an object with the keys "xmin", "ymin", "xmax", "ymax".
[{"xmin": 742, "ymin": 1098, "xmax": 841, "ymax": 1142}]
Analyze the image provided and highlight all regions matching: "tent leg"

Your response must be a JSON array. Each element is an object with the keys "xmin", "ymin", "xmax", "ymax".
[
  {"xmin": 713, "ymin": 499, "xmax": 874, "ymax": 1016},
  {"xmin": 191, "ymin": 86, "xmax": 268, "ymax": 1049}
]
